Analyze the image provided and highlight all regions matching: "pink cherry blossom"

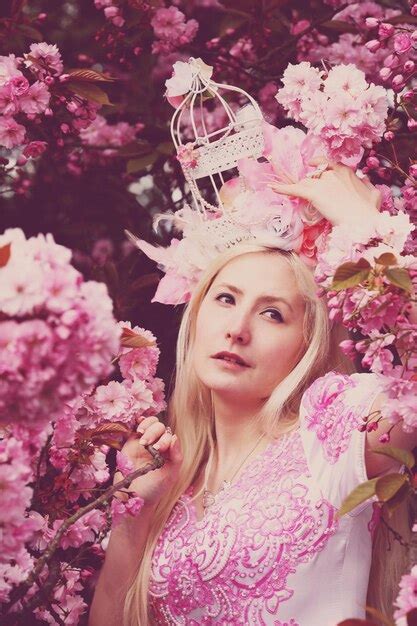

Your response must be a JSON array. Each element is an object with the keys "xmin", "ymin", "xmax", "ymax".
[
  {"xmin": 394, "ymin": 566, "xmax": 417, "ymax": 619},
  {"xmin": 111, "ymin": 495, "xmax": 144, "ymax": 526},
  {"xmin": 0, "ymin": 117, "xmax": 26, "ymax": 149},
  {"xmin": 94, "ymin": 381, "xmax": 130, "ymax": 419},
  {"xmin": 0, "ymin": 83, "xmax": 18, "ymax": 116},
  {"xmin": 0, "ymin": 54, "xmax": 22, "ymax": 86},
  {"xmin": 116, "ymin": 450, "xmax": 135, "ymax": 477},
  {"xmin": 19, "ymin": 80, "xmax": 51, "ymax": 115},
  {"xmin": 24, "ymin": 42, "xmax": 64, "ymax": 77},
  {"xmin": 23, "ymin": 140, "xmax": 48, "ymax": 158},
  {"xmin": 9, "ymin": 74, "xmax": 29, "ymax": 96},
  {"xmin": 151, "ymin": 7, "xmax": 198, "ymax": 54}
]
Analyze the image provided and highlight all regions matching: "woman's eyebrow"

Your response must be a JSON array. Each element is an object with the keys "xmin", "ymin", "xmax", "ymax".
[{"xmin": 215, "ymin": 283, "xmax": 294, "ymax": 313}]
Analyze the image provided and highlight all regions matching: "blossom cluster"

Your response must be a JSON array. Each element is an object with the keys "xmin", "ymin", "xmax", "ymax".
[
  {"xmin": 151, "ymin": 6, "xmax": 199, "ymax": 55},
  {"xmin": 0, "ymin": 228, "xmax": 121, "ymax": 425},
  {"xmin": 1, "ymin": 318, "xmax": 165, "ymax": 619},
  {"xmin": 275, "ymin": 62, "xmax": 389, "ymax": 164},
  {"xmin": 315, "ymin": 211, "xmax": 417, "ymax": 435}
]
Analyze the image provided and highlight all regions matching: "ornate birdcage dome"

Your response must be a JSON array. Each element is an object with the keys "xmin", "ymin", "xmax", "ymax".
[{"xmin": 168, "ymin": 57, "xmax": 265, "ymax": 218}]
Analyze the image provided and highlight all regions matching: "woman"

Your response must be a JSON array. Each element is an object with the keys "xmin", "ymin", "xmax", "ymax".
[{"xmin": 89, "ymin": 163, "xmax": 415, "ymax": 625}]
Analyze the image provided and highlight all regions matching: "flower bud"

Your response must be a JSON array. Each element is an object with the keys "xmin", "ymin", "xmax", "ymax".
[
  {"xmin": 379, "ymin": 67, "xmax": 392, "ymax": 81},
  {"xmin": 378, "ymin": 433, "xmax": 390, "ymax": 444},
  {"xmin": 409, "ymin": 163, "xmax": 417, "ymax": 177},
  {"xmin": 412, "ymin": 5, "xmax": 417, "ymax": 17},
  {"xmin": 402, "ymin": 90, "xmax": 415, "ymax": 101},
  {"xmin": 365, "ymin": 17, "xmax": 379, "ymax": 29},
  {"xmin": 104, "ymin": 6, "xmax": 119, "ymax": 18},
  {"xmin": 366, "ymin": 156, "xmax": 380, "ymax": 168},
  {"xmin": 404, "ymin": 60, "xmax": 415, "ymax": 73},
  {"xmin": 393, "ymin": 32, "xmax": 412, "ymax": 54},
  {"xmin": 407, "ymin": 118, "xmax": 417, "ymax": 131},
  {"xmin": 391, "ymin": 74, "xmax": 405, "ymax": 90},
  {"xmin": 365, "ymin": 39, "xmax": 381, "ymax": 52},
  {"xmin": 378, "ymin": 22, "xmax": 395, "ymax": 39},
  {"xmin": 384, "ymin": 53, "xmax": 400, "ymax": 68}
]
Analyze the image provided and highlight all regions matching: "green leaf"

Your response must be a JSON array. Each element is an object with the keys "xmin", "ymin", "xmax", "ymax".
[
  {"xmin": 0, "ymin": 243, "xmax": 11, "ymax": 268},
  {"xmin": 67, "ymin": 81, "xmax": 112, "ymax": 106},
  {"xmin": 331, "ymin": 259, "xmax": 371, "ymax": 291},
  {"xmin": 337, "ymin": 478, "xmax": 379, "ymax": 517},
  {"xmin": 374, "ymin": 252, "xmax": 398, "ymax": 266},
  {"xmin": 385, "ymin": 481, "xmax": 410, "ymax": 517},
  {"xmin": 67, "ymin": 68, "xmax": 115, "ymax": 82},
  {"xmin": 117, "ymin": 141, "xmax": 152, "ymax": 158},
  {"xmin": 375, "ymin": 473, "xmax": 408, "ymax": 502},
  {"xmin": 219, "ymin": 12, "xmax": 249, "ymax": 37},
  {"xmin": 371, "ymin": 445, "xmax": 415, "ymax": 470},
  {"xmin": 17, "ymin": 23, "xmax": 43, "ymax": 42},
  {"xmin": 385, "ymin": 267, "xmax": 414, "ymax": 293},
  {"xmin": 156, "ymin": 141, "xmax": 174, "ymax": 156},
  {"xmin": 127, "ymin": 153, "xmax": 158, "ymax": 174}
]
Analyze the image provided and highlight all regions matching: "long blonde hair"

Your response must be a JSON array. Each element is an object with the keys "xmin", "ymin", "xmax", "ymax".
[{"xmin": 123, "ymin": 243, "xmax": 408, "ymax": 625}]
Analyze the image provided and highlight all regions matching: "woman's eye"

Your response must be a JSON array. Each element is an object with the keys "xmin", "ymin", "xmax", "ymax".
[
  {"xmin": 215, "ymin": 292, "xmax": 235, "ymax": 305},
  {"xmin": 263, "ymin": 308, "xmax": 283, "ymax": 323}
]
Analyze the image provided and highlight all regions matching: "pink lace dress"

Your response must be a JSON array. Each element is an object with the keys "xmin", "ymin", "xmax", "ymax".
[{"xmin": 148, "ymin": 371, "xmax": 384, "ymax": 626}]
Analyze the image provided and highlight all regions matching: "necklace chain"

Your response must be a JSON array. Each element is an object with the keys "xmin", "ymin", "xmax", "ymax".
[{"xmin": 202, "ymin": 432, "xmax": 266, "ymax": 510}]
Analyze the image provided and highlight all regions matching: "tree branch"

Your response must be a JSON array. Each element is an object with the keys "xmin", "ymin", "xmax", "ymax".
[{"xmin": 6, "ymin": 445, "xmax": 164, "ymax": 613}]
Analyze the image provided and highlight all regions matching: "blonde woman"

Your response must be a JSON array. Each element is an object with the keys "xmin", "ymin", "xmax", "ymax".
[{"xmin": 89, "ymin": 164, "xmax": 416, "ymax": 626}]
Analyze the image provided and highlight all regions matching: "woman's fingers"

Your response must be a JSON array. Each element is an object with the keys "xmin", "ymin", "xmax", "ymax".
[
  {"xmin": 137, "ymin": 420, "xmax": 166, "ymax": 445},
  {"xmin": 136, "ymin": 415, "xmax": 159, "ymax": 435},
  {"xmin": 268, "ymin": 180, "xmax": 311, "ymax": 199}
]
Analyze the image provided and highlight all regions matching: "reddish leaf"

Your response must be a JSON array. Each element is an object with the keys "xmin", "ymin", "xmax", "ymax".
[
  {"xmin": 121, "ymin": 327, "xmax": 155, "ymax": 349},
  {"xmin": 385, "ymin": 267, "xmax": 413, "ymax": 293},
  {"xmin": 375, "ymin": 473, "xmax": 408, "ymax": 502},
  {"xmin": 67, "ymin": 68, "xmax": 115, "ymax": 82},
  {"xmin": 374, "ymin": 252, "xmax": 398, "ymax": 266},
  {"xmin": 371, "ymin": 445, "xmax": 415, "ymax": 470},
  {"xmin": 92, "ymin": 422, "xmax": 131, "ymax": 436},
  {"xmin": 338, "ymin": 478, "xmax": 378, "ymax": 517},
  {"xmin": 67, "ymin": 81, "xmax": 112, "ymax": 106},
  {"xmin": 331, "ymin": 259, "xmax": 371, "ymax": 291},
  {"xmin": 407, "ymin": 608, "xmax": 417, "ymax": 626},
  {"xmin": 0, "ymin": 243, "xmax": 11, "ymax": 268}
]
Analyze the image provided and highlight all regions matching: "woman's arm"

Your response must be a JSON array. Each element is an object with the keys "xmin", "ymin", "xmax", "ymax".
[
  {"xmin": 88, "ymin": 501, "xmax": 157, "ymax": 626},
  {"xmin": 271, "ymin": 160, "xmax": 417, "ymax": 478}
]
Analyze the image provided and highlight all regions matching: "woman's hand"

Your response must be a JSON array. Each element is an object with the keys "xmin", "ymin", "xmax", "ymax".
[
  {"xmin": 114, "ymin": 416, "xmax": 183, "ymax": 508},
  {"xmin": 269, "ymin": 159, "xmax": 382, "ymax": 227}
]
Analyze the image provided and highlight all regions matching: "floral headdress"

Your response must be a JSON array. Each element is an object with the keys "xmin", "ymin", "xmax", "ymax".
[{"xmin": 128, "ymin": 58, "xmax": 388, "ymax": 305}]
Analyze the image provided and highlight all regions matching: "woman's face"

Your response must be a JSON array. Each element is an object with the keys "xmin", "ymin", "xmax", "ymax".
[{"xmin": 192, "ymin": 252, "xmax": 307, "ymax": 408}]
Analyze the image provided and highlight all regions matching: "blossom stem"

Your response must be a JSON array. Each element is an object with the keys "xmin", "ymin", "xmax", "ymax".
[{"xmin": 6, "ymin": 447, "xmax": 164, "ymax": 614}]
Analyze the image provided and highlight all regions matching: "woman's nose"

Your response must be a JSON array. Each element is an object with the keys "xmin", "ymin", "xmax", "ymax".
[{"xmin": 226, "ymin": 317, "xmax": 251, "ymax": 345}]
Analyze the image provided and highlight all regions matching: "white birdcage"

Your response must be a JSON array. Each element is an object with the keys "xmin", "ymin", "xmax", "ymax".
[{"xmin": 170, "ymin": 58, "xmax": 265, "ymax": 220}]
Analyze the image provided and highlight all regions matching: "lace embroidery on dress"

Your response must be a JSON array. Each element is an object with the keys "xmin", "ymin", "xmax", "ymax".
[
  {"xmin": 301, "ymin": 371, "xmax": 371, "ymax": 465},
  {"xmin": 149, "ymin": 428, "xmax": 338, "ymax": 625}
]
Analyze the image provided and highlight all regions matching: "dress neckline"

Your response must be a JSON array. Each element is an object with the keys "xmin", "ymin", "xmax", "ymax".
[{"xmin": 186, "ymin": 427, "xmax": 299, "ymax": 525}]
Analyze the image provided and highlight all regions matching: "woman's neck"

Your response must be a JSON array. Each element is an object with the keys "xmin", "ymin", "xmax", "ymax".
[{"xmin": 211, "ymin": 394, "xmax": 265, "ymax": 466}]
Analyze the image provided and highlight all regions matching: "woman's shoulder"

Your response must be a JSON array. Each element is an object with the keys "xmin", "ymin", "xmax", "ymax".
[
  {"xmin": 301, "ymin": 370, "xmax": 380, "ymax": 411},
  {"xmin": 299, "ymin": 370, "xmax": 382, "ymax": 466}
]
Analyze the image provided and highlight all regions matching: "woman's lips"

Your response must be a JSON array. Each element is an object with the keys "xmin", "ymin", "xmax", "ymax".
[
  {"xmin": 211, "ymin": 351, "xmax": 251, "ymax": 368},
  {"xmin": 212, "ymin": 358, "xmax": 248, "ymax": 371}
]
